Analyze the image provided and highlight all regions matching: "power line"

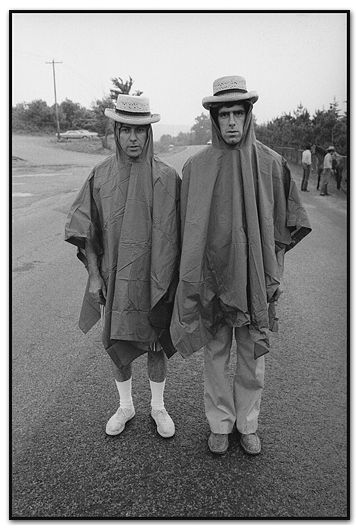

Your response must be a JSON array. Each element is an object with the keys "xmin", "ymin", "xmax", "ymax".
[{"xmin": 46, "ymin": 58, "xmax": 63, "ymax": 140}]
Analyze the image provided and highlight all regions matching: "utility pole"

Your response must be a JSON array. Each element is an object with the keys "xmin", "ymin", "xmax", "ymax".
[{"xmin": 46, "ymin": 59, "xmax": 62, "ymax": 140}]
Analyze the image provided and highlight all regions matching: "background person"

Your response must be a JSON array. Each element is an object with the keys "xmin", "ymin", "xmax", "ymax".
[
  {"xmin": 320, "ymin": 145, "xmax": 335, "ymax": 196},
  {"xmin": 332, "ymin": 151, "xmax": 344, "ymax": 190},
  {"xmin": 301, "ymin": 144, "xmax": 312, "ymax": 191}
]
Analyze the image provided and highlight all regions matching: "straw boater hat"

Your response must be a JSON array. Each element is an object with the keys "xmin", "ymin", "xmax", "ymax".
[
  {"xmin": 327, "ymin": 145, "xmax": 335, "ymax": 152},
  {"xmin": 202, "ymin": 75, "xmax": 259, "ymax": 109},
  {"xmin": 105, "ymin": 94, "xmax": 160, "ymax": 125}
]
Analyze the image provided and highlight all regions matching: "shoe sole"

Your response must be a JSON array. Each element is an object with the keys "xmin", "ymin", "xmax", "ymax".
[
  {"xmin": 208, "ymin": 445, "xmax": 228, "ymax": 455},
  {"xmin": 157, "ymin": 429, "xmax": 175, "ymax": 438},
  {"xmin": 106, "ymin": 412, "xmax": 135, "ymax": 436}
]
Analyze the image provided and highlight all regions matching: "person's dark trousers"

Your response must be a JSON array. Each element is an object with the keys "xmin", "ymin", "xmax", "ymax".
[
  {"xmin": 301, "ymin": 164, "xmax": 311, "ymax": 191},
  {"xmin": 317, "ymin": 168, "xmax": 323, "ymax": 190},
  {"xmin": 335, "ymin": 168, "xmax": 343, "ymax": 190}
]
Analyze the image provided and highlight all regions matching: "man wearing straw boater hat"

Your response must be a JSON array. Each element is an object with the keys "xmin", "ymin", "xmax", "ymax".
[
  {"xmin": 319, "ymin": 145, "xmax": 336, "ymax": 196},
  {"xmin": 65, "ymin": 94, "xmax": 180, "ymax": 439},
  {"xmin": 171, "ymin": 76, "xmax": 311, "ymax": 455}
]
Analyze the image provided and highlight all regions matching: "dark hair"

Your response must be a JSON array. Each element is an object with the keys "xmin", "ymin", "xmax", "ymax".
[{"xmin": 210, "ymin": 100, "xmax": 252, "ymax": 123}]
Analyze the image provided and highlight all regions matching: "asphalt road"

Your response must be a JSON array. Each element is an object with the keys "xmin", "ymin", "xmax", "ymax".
[{"xmin": 11, "ymin": 135, "xmax": 348, "ymax": 519}]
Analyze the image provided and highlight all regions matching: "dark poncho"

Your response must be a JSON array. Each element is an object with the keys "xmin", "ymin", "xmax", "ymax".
[
  {"xmin": 65, "ymin": 127, "xmax": 181, "ymax": 367},
  {"xmin": 170, "ymin": 106, "xmax": 311, "ymax": 359}
]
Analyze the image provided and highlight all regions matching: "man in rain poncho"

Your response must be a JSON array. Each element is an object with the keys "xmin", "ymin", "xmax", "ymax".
[
  {"xmin": 65, "ymin": 94, "xmax": 180, "ymax": 439},
  {"xmin": 170, "ymin": 76, "xmax": 311, "ymax": 455}
]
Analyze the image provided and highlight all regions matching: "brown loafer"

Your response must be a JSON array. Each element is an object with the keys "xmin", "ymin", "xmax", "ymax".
[
  {"xmin": 240, "ymin": 433, "xmax": 261, "ymax": 455},
  {"xmin": 208, "ymin": 432, "xmax": 229, "ymax": 454}
]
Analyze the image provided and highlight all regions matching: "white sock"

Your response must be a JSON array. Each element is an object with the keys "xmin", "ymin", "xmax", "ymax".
[
  {"xmin": 150, "ymin": 379, "xmax": 166, "ymax": 411},
  {"xmin": 115, "ymin": 378, "xmax": 134, "ymax": 409}
]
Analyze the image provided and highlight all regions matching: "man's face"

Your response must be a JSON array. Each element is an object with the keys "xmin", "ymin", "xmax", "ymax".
[
  {"xmin": 118, "ymin": 124, "xmax": 148, "ymax": 158},
  {"xmin": 217, "ymin": 104, "xmax": 247, "ymax": 145}
]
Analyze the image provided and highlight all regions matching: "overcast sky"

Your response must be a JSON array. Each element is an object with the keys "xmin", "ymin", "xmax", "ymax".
[{"xmin": 11, "ymin": 11, "xmax": 347, "ymax": 127}]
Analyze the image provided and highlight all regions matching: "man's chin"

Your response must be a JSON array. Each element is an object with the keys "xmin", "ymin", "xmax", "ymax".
[
  {"xmin": 127, "ymin": 149, "xmax": 142, "ymax": 158},
  {"xmin": 224, "ymin": 137, "xmax": 241, "ymax": 145}
]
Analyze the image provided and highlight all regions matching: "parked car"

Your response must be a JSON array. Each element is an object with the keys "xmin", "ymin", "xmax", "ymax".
[{"xmin": 59, "ymin": 129, "xmax": 98, "ymax": 139}]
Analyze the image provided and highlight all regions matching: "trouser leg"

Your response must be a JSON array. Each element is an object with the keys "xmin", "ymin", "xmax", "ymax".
[
  {"xmin": 301, "ymin": 170, "xmax": 306, "ymax": 191},
  {"xmin": 233, "ymin": 326, "xmax": 265, "ymax": 435},
  {"xmin": 301, "ymin": 165, "xmax": 310, "ymax": 190},
  {"xmin": 320, "ymin": 170, "xmax": 326, "ymax": 194},
  {"xmin": 336, "ymin": 169, "xmax": 342, "ymax": 189},
  {"xmin": 320, "ymin": 169, "xmax": 331, "ymax": 195},
  {"xmin": 304, "ymin": 165, "xmax": 310, "ymax": 190},
  {"xmin": 203, "ymin": 325, "xmax": 235, "ymax": 434}
]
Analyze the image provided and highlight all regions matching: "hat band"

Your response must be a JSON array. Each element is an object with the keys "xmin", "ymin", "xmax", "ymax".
[
  {"xmin": 214, "ymin": 88, "xmax": 247, "ymax": 96},
  {"xmin": 115, "ymin": 108, "xmax": 151, "ymax": 117}
]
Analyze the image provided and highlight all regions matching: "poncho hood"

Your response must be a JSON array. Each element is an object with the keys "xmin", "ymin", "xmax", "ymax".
[
  {"xmin": 113, "ymin": 121, "xmax": 154, "ymax": 163},
  {"xmin": 170, "ymin": 107, "xmax": 311, "ymax": 359},
  {"xmin": 210, "ymin": 101, "xmax": 255, "ymax": 150}
]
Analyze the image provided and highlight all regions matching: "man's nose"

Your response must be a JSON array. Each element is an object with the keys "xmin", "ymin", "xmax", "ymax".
[
  {"xmin": 228, "ymin": 112, "xmax": 236, "ymax": 126},
  {"xmin": 129, "ymin": 129, "xmax": 137, "ymax": 141}
]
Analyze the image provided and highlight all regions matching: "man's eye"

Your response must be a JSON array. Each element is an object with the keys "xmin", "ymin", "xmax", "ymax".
[
  {"xmin": 234, "ymin": 111, "xmax": 245, "ymax": 117},
  {"xmin": 219, "ymin": 112, "xmax": 228, "ymax": 119}
]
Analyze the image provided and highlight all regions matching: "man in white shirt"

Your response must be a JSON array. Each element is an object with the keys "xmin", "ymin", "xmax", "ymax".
[
  {"xmin": 320, "ymin": 146, "xmax": 335, "ymax": 196},
  {"xmin": 301, "ymin": 145, "xmax": 312, "ymax": 192}
]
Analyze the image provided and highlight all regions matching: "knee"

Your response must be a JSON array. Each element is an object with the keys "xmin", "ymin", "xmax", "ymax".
[
  {"xmin": 148, "ymin": 349, "xmax": 166, "ymax": 366},
  {"xmin": 112, "ymin": 360, "xmax": 132, "ymax": 381}
]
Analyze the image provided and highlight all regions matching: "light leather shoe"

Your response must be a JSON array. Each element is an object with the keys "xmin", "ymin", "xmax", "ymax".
[
  {"xmin": 105, "ymin": 406, "xmax": 135, "ymax": 436},
  {"xmin": 208, "ymin": 433, "xmax": 229, "ymax": 455},
  {"xmin": 240, "ymin": 433, "xmax": 261, "ymax": 455},
  {"xmin": 151, "ymin": 408, "xmax": 175, "ymax": 438}
]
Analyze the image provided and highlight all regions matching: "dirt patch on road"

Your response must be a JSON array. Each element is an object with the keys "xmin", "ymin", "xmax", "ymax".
[{"xmin": 12, "ymin": 163, "xmax": 81, "ymax": 176}]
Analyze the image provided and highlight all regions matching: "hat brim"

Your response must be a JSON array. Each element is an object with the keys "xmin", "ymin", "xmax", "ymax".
[
  {"xmin": 104, "ymin": 108, "xmax": 160, "ymax": 125},
  {"xmin": 202, "ymin": 91, "xmax": 259, "ymax": 109}
]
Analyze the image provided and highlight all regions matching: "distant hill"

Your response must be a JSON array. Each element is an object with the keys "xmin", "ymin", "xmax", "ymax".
[{"xmin": 153, "ymin": 124, "xmax": 191, "ymax": 141}]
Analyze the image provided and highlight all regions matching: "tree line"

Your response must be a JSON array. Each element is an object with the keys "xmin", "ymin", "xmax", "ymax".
[
  {"xmin": 12, "ymin": 76, "xmax": 347, "ymax": 155},
  {"xmin": 255, "ymin": 101, "xmax": 347, "ymax": 155}
]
